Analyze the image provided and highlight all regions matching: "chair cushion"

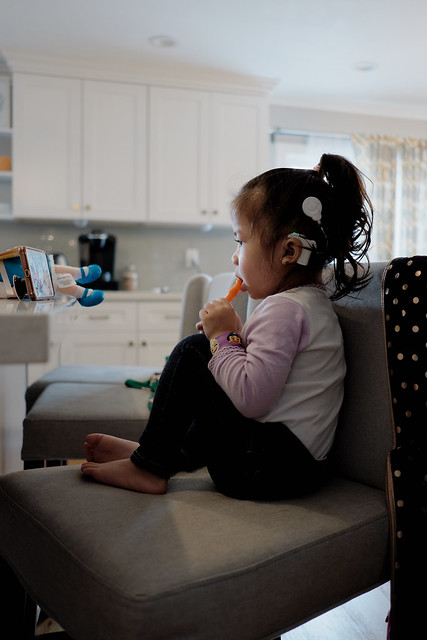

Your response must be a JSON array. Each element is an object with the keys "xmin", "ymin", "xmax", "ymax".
[
  {"xmin": 0, "ymin": 466, "xmax": 389, "ymax": 640},
  {"xmin": 25, "ymin": 364, "xmax": 159, "ymax": 412},
  {"xmin": 22, "ymin": 382, "xmax": 151, "ymax": 460}
]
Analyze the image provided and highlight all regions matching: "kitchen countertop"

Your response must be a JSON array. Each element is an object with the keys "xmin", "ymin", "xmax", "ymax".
[
  {"xmin": 103, "ymin": 290, "xmax": 182, "ymax": 302},
  {"xmin": 0, "ymin": 294, "xmax": 76, "ymax": 364}
]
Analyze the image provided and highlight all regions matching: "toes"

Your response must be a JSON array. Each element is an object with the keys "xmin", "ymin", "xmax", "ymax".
[{"xmin": 81, "ymin": 462, "xmax": 98, "ymax": 475}]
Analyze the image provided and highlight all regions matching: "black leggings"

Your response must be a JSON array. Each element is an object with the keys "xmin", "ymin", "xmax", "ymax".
[{"xmin": 131, "ymin": 334, "xmax": 330, "ymax": 500}]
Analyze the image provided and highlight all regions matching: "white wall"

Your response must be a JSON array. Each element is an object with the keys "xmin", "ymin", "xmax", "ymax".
[
  {"xmin": 270, "ymin": 103, "xmax": 427, "ymax": 138},
  {"xmin": 0, "ymin": 220, "xmax": 235, "ymax": 292}
]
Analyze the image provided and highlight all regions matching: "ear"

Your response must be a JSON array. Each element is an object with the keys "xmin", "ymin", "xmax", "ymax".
[{"xmin": 280, "ymin": 236, "xmax": 303, "ymax": 265}]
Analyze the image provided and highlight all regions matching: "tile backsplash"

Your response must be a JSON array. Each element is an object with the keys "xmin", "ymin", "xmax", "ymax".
[{"xmin": 0, "ymin": 220, "xmax": 235, "ymax": 292}]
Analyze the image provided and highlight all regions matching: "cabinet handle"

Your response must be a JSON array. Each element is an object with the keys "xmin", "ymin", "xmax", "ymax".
[
  {"xmin": 85, "ymin": 204, "xmax": 91, "ymax": 211},
  {"xmin": 128, "ymin": 341, "xmax": 134, "ymax": 347},
  {"xmin": 164, "ymin": 314, "xmax": 181, "ymax": 320},
  {"xmin": 88, "ymin": 315, "xmax": 111, "ymax": 320},
  {"xmin": 213, "ymin": 210, "xmax": 218, "ymax": 215},
  {"xmin": 141, "ymin": 340, "xmax": 147, "ymax": 347},
  {"xmin": 201, "ymin": 209, "xmax": 207, "ymax": 215}
]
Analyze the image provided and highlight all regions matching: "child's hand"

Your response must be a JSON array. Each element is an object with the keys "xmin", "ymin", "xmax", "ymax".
[
  {"xmin": 198, "ymin": 298, "xmax": 240, "ymax": 340},
  {"xmin": 195, "ymin": 319, "xmax": 204, "ymax": 333}
]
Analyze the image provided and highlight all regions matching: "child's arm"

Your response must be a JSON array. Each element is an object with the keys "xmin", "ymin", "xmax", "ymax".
[{"xmin": 208, "ymin": 297, "xmax": 309, "ymax": 418}]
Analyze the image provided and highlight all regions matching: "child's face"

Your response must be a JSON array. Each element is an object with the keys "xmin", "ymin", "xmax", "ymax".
[{"xmin": 232, "ymin": 212, "xmax": 286, "ymax": 299}]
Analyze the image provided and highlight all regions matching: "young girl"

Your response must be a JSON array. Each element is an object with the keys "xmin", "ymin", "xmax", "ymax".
[{"xmin": 81, "ymin": 154, "xmax": 373, "ymax": 500}]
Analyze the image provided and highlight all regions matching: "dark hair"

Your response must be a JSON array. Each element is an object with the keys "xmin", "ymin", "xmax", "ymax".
[{"xmin": 231, "ymin": 153, "xmax": 373, "ymax": 300}]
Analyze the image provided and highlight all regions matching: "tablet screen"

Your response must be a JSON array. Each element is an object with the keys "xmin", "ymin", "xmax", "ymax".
[{"xmin": 25, "ymin": 248, "xmax": 55, "ymax": 299}]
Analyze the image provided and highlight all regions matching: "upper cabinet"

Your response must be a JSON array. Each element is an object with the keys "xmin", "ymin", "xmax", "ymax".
[
  {"xmin": 13, "ymin": 74, "xmax": 147, "ymax": 222},
  {"xmin": 82, "ymin": 81, "xmax": 147, "ymax": 222},
  {"xmin": 148, "ymin": 87, "xmax": 268, "ymax": 226},
  {"xmin": 9, "ymin": 65, "xmax": 270, "ymax": 226}
]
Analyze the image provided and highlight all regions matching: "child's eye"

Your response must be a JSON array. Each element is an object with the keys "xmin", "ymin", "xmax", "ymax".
[{"xmin": 234, "ymin": 239, "xmax": 243, "ymax": 247}]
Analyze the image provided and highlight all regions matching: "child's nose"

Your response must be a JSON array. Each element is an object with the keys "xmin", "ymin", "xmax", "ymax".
[{"xmin": 232, "ymin": 251, "xmax": 239, "ymax": 265}]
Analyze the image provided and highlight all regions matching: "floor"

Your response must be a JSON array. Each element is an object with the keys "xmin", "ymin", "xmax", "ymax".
[
  {"xmin": 37, "ymin": 583, "xmax": 390, "ymax": 639},
  {"xmin": 281, "ymin": 583, "xmax": 390, "ymax": 640}
]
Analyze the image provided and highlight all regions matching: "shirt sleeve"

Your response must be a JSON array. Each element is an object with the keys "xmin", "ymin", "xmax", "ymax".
[{"xmin": 208, "ymin": 296, "xmax": 310, "ymax": 418}]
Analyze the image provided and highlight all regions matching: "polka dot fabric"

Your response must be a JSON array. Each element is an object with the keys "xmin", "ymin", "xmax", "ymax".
[{"xmin": 383, "ymin": 257, "xmax": 427, "ymax": 639}]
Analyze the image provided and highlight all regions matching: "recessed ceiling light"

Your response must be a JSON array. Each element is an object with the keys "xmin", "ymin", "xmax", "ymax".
[
  {"xmin": 354, "ymin": 61, "xmax": 378, "ymax": 72},
  {"xmin": 148, "ymin": 35, "xmax": 176, "ymax": 48}
]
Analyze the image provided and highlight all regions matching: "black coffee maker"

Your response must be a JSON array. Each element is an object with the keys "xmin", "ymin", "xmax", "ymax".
[{"xmin": 78, "ymin": 231, "xmax": 119, "ymax": 290}]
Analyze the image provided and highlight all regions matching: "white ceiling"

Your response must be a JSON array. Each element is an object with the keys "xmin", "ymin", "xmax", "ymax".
[{"xmin": 1, "ymin": 0, "xmax": 427, "ymax": 118}]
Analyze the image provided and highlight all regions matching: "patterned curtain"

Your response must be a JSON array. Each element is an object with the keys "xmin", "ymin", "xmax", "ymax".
[
  {"xmin": 352, "ymin": 134, "xmax": 398, "ymax": 261},
  {"xmin": 400, "ymin": 139, "xmax": 427, "ymax": 256},
  {"xmin": 352, "ymin": 134, "xmax": 427, "ymax": 261}
]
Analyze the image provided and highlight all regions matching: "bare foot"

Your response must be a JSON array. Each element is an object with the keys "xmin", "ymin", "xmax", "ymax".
[
  {"xmin": 84, "ymin": 433, "xmax": 138, "ymax": 463},
  {"xmin": 81, "ymin": 459, "xmax": 167, "ymax": 494}
]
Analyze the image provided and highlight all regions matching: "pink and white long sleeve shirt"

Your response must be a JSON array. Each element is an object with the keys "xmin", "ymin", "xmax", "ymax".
[{"xmin": 208, "ymin": 287, "xmax": 346, "ymax": 460}]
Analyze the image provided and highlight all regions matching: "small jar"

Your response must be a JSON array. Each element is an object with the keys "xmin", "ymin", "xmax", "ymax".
[{"xmin": 122, "ymin": 265, "xmax": 138, "ymax": 291}]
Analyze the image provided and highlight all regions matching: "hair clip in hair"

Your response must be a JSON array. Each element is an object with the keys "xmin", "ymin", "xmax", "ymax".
[
  {"xmin": 288, "ymin": 233, "xmax": 317, "ymax": 266},
  {"xmin": 302, "ymin": 196, "xmax": 322, "ymax": 223}
]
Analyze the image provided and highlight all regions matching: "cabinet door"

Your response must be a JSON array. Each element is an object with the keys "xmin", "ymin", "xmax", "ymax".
[
  {"xmin": 137, "ymin": 301, "xmax": 181, "ymax": 333},
  {"xmin": 211, "ymin": 93, "xmax": 269, "ymax": 224},
  {"xmin": 83, "ymin": 80, "xmax": 147, "ymax": 222},
  {"xmin": 61, "ymin": 332, "xmax": 139, "ymax": 366},
  {"xmin": 13, "ymin": 73, "xmax": 82, "ymax": 219},
  {"xmin": 148, "ymin": 87, "xmax": 210, "ymax": 224},
  {"xmin": 137, "ymin": 334, "xmax": 177, "ymax": 367},
  {"xmin": 148, "ymin": 87, "xmax": 268, "ymax": 227},
  {"xmin": 137, "ymin": 301, "xmax": 181, "ymax": 366}
]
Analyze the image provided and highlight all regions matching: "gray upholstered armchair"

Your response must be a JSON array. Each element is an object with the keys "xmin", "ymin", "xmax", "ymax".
[{"xmin": 0, "ymin": 264, "xmax": 395, "ymax": 639}]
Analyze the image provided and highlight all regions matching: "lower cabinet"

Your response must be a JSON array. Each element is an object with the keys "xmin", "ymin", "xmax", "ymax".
[{"xmin": 27, "ymin": 298, "xmax": 182, "ymax": 385}]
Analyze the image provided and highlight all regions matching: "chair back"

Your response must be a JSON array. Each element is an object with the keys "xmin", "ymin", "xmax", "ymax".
[
  {"xmin": 179, "ymin": 272, "xmax": 248, "ymax": 338},
  {"xmin": 329, "ymin": 263, "xmax": 393, "ymax": 489},
  {"xmin": 179, "ymin": 273, "xmax": 211, "ymax": 339}
]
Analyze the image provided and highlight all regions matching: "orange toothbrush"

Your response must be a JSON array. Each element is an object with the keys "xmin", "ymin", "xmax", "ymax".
[{"xmin": 225, "ymin": 277, "xmax": 243, "ymax": 302}]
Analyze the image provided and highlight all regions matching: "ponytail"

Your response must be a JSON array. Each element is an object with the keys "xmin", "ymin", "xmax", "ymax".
[{"xmin": 317, "ymin": 154, "xmax": 373, "ymax": 300}]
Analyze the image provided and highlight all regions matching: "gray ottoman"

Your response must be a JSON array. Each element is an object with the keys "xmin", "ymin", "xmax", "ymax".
[
  {"xmin": 22, "ymin": 381, "xmax": 151, "ymax": 466},
  {"xmin": 25, "ymin": 364, "xmax": 159, "ymax": 412}
]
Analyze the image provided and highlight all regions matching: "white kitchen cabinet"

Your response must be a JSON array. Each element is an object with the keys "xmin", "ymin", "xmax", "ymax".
[
  {"xmin": 210, "ymin": 92, "xmax": 269, "ymax": 224},
  {"xmin": 62, "ymin": 300, "xmax": 180, "ymax": 366},
  {"xmin": 82, "ymin": 80, "xmax": 147, "ymax": 222},
  {"xmin": 61, "ymin": 331, "xmax": 140, "ymax": 366},
  {"xmin": 67, "ymin": 301, "xmax": 137, "ymax": 334},
  {"xmin": 27, "ymin": 298, "xmax": 182, "ymax": 379},
  {"xmin": 148, "ymin": 87, "xmax": 209, "ymax": 225},
  {"xmin": 12, "ymin": 73, "xmax": 147, "ymax": 222},
  {"xmin": 137, "ymin": 301, "xmax": 181, "ymax": 366},
  {"xmin": 148, "ymin": 87, "xmax": 268, "ymax": 226},
  {"xmin": 60, "ymin": 301, "xmax": 139, "ymax": 366}
]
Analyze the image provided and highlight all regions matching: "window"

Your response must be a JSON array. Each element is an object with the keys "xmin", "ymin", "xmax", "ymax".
[{"xmin": 270, "ymin": 130, "xmax": 355, "ymax": 170}]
